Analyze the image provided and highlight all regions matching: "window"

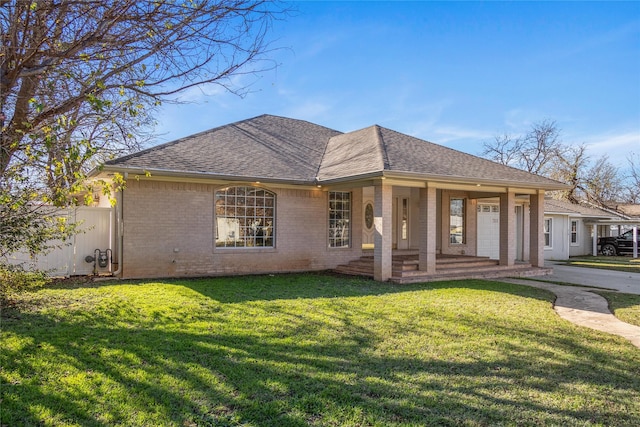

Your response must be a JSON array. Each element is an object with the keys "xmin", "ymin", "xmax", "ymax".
[
  {"xmin": 570, "ymin": 220, "xmax": 579, "ymax": 245},
  {"xmin": 450, "ymin": 198, "xmax": 465, "ymax": 244},
  {"xmin": 329, "ymin": 191, "xmax": 350, "ymax": 248},
  {"xmin": 215, "ymin": 186, "xmax": 275, "ymax": 248},
  {"xmin": 364, "ymin": 202, "xmax": 374, "ymax": 230},
  {"xmin": 544, "ymin": 218, "xmax": 552, "ymax": 248}
]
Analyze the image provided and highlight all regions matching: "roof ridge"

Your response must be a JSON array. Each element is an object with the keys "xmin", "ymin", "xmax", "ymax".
[{"xmin": 373, "ymin": 125, "xmax": 390, "ymax": 170}]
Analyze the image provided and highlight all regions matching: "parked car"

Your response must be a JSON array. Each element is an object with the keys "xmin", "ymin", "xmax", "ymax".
[{"xmin": 598, "ymin": 230, "xmax": 639, "ymax": 256}]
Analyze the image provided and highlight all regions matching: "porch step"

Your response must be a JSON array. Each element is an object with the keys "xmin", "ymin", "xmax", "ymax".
[
  {"xmin": 337, "ymin": 255, "xmax": 422, "ymax": 276},
  {"xmin": 335, "ymin": 254, "xmax": 551, "ymax": 283}
]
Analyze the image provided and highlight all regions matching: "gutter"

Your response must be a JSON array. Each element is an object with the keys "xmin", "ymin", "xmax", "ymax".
[
  {"xmin": 90, "ymin": 165, "xmax": 571, "ymax": 192},
  {"xmin": 316, "ymin": 170, "xmax": 570, "ymax": 191},
  {"xmin": 92, "ymin": 165, "xmax": 317, "ymax": 187}
]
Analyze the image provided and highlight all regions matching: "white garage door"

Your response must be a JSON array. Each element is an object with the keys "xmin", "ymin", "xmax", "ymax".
[{"xmin": 477, "ymin": 204, "xmax": 500, "ymax": 259}]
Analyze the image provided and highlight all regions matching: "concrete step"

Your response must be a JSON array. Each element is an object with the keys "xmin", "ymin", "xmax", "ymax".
[{"xmin": 335, "ymin": 254, "xmax": 545, "ymax": 284}]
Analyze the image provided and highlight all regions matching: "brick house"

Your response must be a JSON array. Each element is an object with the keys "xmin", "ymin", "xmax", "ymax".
[{"xmin": 92, "ymin": 115, "xmax": 568, "ymax": 282}]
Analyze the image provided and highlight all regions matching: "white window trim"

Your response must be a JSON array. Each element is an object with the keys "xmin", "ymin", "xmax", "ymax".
[
  {"xmin": 328, "ymin": 191, "xmax": 351, "ymax": 248},
  {"xmin": 544, "ymin": 217, "xmax": 553, "ymax": 249},
  {"xmin": 214, "ymin": 186, "xmax": 276, "ymax": 249},
  {"xmin": 570, "ymin": 219, "xmax": 580, "ymax": 247}
]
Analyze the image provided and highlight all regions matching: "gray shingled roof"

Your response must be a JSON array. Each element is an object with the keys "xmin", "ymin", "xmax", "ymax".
[
  {"xmin": 104, "ymin": 114, "xmax": 566, "ymax": 189},
  {"xmin": 105, "ymin": 115, "xmax": 341, "ymax": 183},
  {"xmin": 318, "ymin": 125, "xmax": 564, "ymax": 187},
  {"xmin": 544, "ymin": 199, "xmax": 620, "ymax": 218}
]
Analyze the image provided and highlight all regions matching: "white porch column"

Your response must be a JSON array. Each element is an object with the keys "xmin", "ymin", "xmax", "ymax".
[
  {"xmin": 419, "ymin": 185, "xmax": 437, "ymax": 273},
  {"xmin": 592, "ymin": 224, "xmax": 598, "ymax": 256},
  {"xmin": 529, "ymin": 191, "xmax": 545, "ymax": 268},
  {"xmin": 374, "ymin": 181, "xmax": 393, "ymax": 281},
  {"xmin": 633, "ymin": 226, "xmax": 638, "ymax": 259},
  {"xmin": 499, "ymin": 190, "xmax": 516, "ymax": 266}
]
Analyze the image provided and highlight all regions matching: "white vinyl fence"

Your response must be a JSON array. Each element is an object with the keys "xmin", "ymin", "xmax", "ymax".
[{"xmin": 5, "ymin": 207, "xmax": 113, "ymax": 277}]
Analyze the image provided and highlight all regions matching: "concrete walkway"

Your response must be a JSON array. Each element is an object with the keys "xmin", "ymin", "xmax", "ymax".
[{"xmin": 501, "ymin": 277, "xmax": 640, "ymax": 348}]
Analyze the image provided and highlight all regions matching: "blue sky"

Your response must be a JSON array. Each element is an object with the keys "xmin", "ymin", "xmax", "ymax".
[{"xmin": 155, "ymin": 1, "xmax": 640, "ymax": 167}]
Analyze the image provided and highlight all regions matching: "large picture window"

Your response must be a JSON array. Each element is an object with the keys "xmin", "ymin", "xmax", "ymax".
[
  {"xmin": 329, "ymin": 191, "xmax": 351, "ymax": 248},
  {"xmin": 215, "ymin": 186, "xmax": 275, "ymax": 248},
  {"xmin": 449, "ymin": 198, "xmax": 465, "ymax": 244}
]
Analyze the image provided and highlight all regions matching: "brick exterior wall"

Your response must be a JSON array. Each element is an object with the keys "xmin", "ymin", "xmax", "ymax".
[{"xmin": 121, "ymin": 180, "xmax": 362, "ymax": 279}]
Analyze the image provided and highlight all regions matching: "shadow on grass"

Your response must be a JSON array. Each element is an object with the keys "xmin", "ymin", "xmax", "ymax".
[
  {"xmin": 2, "ymin": 274, "xmax": 639, "ymax": 426},
  {"xmin": 41, "ymin": 272, "xmax": 554, "ymax": 304},
  {"xmin": 168, "ymin": 272, "xmax": 556, "ymax": 305}
]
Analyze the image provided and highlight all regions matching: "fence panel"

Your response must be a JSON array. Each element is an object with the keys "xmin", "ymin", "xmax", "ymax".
[{"xmin": 5, "ymin": 207, "xmax": 113, "ymax": 277}]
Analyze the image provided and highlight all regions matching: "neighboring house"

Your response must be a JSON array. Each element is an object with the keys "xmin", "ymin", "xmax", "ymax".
[
  {"xmin": 613, "ymin": 204, "xmax": 640, "ymax": 220},
  {"xmin": 542, "ymin": 199, "xmax": 623, "ymax": 260},
  {"xmin": 90, "ymin": 115, "xmax": 568, "ymax": 282}
]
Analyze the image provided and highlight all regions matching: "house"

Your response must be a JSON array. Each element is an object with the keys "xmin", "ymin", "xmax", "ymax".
[
  {"xmin": 542, "ymin": 199, "xmax": 624, "ymax": 260},
  {"xmin": 90, "ymin": 115, "xmax": 569, "ymax": 282}
]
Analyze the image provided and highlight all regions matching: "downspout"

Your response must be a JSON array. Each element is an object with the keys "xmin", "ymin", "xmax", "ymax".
[{"xmin": 112, "ymin": 176, "xmax": 125, "ymax": 276}]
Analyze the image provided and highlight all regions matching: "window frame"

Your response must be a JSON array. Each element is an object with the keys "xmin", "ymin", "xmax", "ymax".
[
  {"xmin": 570, "ymin": 219, "xmax": 579, "ymax": 246},
  {"xmin": 328, "ymin": 191, "xmax": 351, "ymax": 248},
  {"xmin": 544, "ymin": 217, "xmax": 553, "ymax": 248},
  {"xmin": 449, "ymin": 197, "xmax": 465, "ymax": 245},
  {"xmin": 214, "ymin": 186, "xmax": 276, "ymax": 249}
]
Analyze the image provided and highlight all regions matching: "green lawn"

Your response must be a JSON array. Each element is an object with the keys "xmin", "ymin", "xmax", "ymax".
[
  {"xmin": 598, "ymin": 291, "xmax": 640, "ymax": 327},
  {"xmin": 562, "ymin": 256, "xmax": 640, "ymax": 273},
  {"xmin": 2, "ymin": 274, "xmax": 640, "ymax": 426}
]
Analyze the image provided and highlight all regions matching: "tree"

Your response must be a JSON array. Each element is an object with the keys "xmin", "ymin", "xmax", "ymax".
[
  {"xmin": 548, "ymin": 144, "xmax": 589, "ymax": 204},
  {"xmin": 1, "ymin": 0, "xmax": 285, "ymax": 258},
  {"xmin": 482, "ymin": 119, "xmax": 562, "ymax": 175},
  {"xmin": 483, "ymin": 120, "xmax": 626, "ymax": 209},
  {"xmin": 622, "ymin": 153, "xmax": 640, "ymax": 204},
  {"xmin": 582, "ymin": 156, "xmax": 622, "ymax": 207}
]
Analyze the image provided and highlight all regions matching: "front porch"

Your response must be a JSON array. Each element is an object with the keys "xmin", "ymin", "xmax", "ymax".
[
  {"xmin": 355, "ymin": 181, "xmax": 548, "ymax": 282},
  {"xmin": 335, "ymin": 250, "xmax": 552, "ymax": 284}
]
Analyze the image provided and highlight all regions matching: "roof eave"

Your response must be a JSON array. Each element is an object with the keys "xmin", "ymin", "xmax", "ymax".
[
  {"xmin": 382, "ymin": 171, "xmax": 571, "ymax": 191},
  {"xmin": 92, "ymin": 165, "xmax": 316, "ymax": 186}
]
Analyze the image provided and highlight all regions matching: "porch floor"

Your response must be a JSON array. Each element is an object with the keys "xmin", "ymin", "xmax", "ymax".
[{"xmin": 335, "ymin": 251, "xmax": 552, "ymax": 284}]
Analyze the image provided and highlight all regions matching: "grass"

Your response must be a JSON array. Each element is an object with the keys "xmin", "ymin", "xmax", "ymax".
[
  {"xmin": 561, "ymin": 255, "xmax": 640, "ymax": 273},
  {"xmin": 597, "ymin": 291, "xmax": 640, "ymax": 328},
  {"xmin": 2, "ymin": 273, "xmax": 640, "ymax": 426}
]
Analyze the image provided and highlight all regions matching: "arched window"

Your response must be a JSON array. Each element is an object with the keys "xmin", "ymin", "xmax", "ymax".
[{"xmin": 215, "ymin": 186, "xmax": 275, "ymax": 248}]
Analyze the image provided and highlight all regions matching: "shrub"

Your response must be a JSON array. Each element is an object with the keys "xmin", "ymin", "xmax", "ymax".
[{"xmin": 0, "ymin": 263, "xmax": 50, "ymax": 306}]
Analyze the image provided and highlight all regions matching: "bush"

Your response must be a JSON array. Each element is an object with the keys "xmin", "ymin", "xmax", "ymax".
[{"xmin": 0, "ymin": 264, "xmax": 50, "ymax": 306}]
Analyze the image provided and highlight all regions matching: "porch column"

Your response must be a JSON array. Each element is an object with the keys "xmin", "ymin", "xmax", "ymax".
[
  {"xmin": 374, "ymin": 181, "xmax": 393, "ymax": 281},
  {"xmin": 522, "ymin": 202, "xmax": 530, "ymax": 261},
  {"xmin": 529, "ymin": 191, "xmax": 545, "ymax": 268},
  {"xmin": 592, "ymin": 224, "xmax": 598, "ymax": 256},
  {"xmin": 633, "ymin": 226, "xmax": 638, "ymax": 259},
  {"xmin": 419, "ymin": 185, "xmax": 437, "ymax": 273},
  {"xmin": 499, "ymin": 190, "xmax": 516, "ymax": 266}
]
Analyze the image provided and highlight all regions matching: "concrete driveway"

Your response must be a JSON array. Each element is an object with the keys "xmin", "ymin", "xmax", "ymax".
[{"xmin": 544, "ymin": 261, "xmax": 640, "ymax": 295}]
